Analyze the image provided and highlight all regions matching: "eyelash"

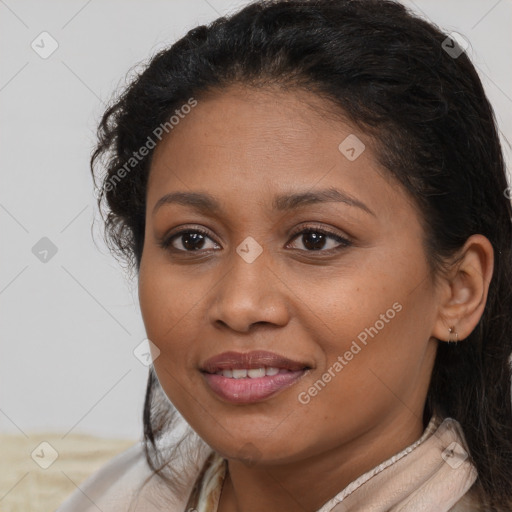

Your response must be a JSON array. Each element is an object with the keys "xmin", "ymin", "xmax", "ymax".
[{"xmin": 158, "ymin": 225, "xmax": 353, "ymax": 254}]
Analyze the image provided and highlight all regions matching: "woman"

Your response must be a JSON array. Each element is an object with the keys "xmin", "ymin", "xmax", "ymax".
[{"xmin": 57, "ymin": 0, "xmax": 512, "ymax": 510}]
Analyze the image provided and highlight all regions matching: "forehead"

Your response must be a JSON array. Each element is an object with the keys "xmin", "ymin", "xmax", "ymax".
[
  {"xmin": 147, "ymin": 85, "xmax": 407, "ymax": 221},
  {"xmin": 150, "ymin": 86, "xmax": 348, "ymax": 170}
]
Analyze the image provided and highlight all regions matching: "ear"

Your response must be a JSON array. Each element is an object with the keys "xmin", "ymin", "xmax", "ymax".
[{"xmin": 431, "ymin": 234, "xmax": 494, "ymax": 343}]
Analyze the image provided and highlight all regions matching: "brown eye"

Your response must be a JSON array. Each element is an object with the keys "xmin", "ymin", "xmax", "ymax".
[
  {"xmin": 288, "ymin": 227, "xmax": 352, "ymax": 252},
  {"xmin": 159, "ymin": 228, "xmax": 219, "ymax": 252}
]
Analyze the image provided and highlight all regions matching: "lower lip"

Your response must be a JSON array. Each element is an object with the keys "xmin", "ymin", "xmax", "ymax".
[{"xmin": 202, "ymin": 370, "xmax": 307, "ymax": 404}]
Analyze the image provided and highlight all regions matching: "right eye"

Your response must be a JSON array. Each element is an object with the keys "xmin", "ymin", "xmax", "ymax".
[{"xmin": 159, "ymin": 228, "xmax": 220, "ymax": 252}]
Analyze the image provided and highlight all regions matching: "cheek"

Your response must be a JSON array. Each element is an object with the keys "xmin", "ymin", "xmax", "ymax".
[
  {"xmin": 297, "ymin": 263, "xmax": 427, "ymax": 406},
  {"xmin": 290, "ymin": 307, "xmax": 418, "ymax": 456},
  {"xmin": 138, "ymin": 262, "xmax": 204, "ymax": 419},
  {"xmin": 138, "ymin": 253, "xmax": 206, "ymax": 348},
  {"xmin": 138, "ymin": 269, "xmax": 190, "ymax": 395}
]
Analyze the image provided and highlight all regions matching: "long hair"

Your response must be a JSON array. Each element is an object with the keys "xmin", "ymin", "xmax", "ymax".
[{"xmin": 90, "ymin": 0, "xmax": 512, "ymax": 508}]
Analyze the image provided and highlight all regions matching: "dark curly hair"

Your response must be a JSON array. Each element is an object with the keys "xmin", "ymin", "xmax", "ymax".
[{"xmin": 90, "ymin": 0, "xmax": 512, "ymax": 509}]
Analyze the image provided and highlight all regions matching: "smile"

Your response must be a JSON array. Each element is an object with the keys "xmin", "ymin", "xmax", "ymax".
[
  {"xmin": 200, "ymin": 350, "xmax": 311, "ymax": 404},
  {"xmin": 214, "ymin": 367, "xmax": 286, "ymax": 378}
]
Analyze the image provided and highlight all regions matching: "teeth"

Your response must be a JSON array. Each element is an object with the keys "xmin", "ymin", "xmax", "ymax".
[
  {"xmin": 247, "ymin": 368, "xmax": 265, "ymax": 378},
  {"xmin": 217, "ymin": 367, "xmax": 282, "ymax": 378}
]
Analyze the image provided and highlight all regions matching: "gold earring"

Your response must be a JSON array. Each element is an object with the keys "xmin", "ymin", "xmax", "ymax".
[{"xmin": 448, "ymin": 326, "xmax": 459, "ymax": 343}]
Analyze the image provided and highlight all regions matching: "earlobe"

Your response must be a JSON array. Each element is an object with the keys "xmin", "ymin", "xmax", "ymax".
[
  {"xmin": 432, "ymin": 234, "xmax": 494, "ymax": 343},
  {"xmin": 447, "ymin": 325, "xmax": 459, "ymax": 343}
]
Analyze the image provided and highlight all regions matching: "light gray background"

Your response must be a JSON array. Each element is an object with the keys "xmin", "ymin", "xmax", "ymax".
[{"xmin": 1, "ymin": 0, "xmax": 511, "ymax": 440}]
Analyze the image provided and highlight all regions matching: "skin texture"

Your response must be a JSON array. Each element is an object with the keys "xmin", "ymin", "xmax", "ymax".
[{"xmin": 138, "ymin": 85, "xmax": 494, "ymax": 512}]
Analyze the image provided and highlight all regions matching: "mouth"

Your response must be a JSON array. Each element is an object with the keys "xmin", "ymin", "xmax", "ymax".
[{"xmin": 200, "ymin": 350, "xmax": 311, "ymax": 404}]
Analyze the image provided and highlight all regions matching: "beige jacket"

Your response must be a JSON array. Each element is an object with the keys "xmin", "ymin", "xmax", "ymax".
[{"xmin": 56, "ymin": 416, "xmax": 481, "ymax": 512}]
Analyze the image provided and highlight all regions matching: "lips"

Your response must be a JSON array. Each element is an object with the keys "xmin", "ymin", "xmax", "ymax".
[
  {"xmin": 200, "ymin": 350, "xmax": 311, "ymax": 404},
  {"xmin": 201, "ymin": 350, "xmax": 309, "ymax": 373}
]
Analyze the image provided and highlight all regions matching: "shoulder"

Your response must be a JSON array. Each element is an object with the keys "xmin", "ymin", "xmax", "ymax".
[{"xmin": 55, "ymin": 441, "xmax": 198, "ymax": 512}]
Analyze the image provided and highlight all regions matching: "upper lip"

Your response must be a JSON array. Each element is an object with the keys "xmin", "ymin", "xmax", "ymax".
[{"xmin": 200, "ymin": 350, "xmax": 311, "ymax": 373}]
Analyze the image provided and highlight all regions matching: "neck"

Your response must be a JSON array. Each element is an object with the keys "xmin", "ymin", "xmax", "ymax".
[{"xmin": 218, "ymin": 410, "xmax": 426, "ymax": 512}]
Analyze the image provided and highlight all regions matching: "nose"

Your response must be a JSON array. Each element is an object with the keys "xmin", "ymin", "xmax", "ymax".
[{"xmin": 209, "ymin": 247, "xmax": 290, "ymax": 333}]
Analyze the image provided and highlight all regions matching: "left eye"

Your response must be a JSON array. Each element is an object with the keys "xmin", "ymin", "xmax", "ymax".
[{"xmin": 287, "ymin": 228, "xmax": 352, "ymax": 252}]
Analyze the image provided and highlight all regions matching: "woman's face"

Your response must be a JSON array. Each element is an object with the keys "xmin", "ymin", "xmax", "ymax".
[{"xmin": 138, "ymin": 85, "xmax": 441, "ymax": 467}]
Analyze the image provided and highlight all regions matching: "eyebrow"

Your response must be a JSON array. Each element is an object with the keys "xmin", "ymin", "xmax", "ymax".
[{"xmin": 152, "ymin": 187, "xmax": 375, "ymax": 217}]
